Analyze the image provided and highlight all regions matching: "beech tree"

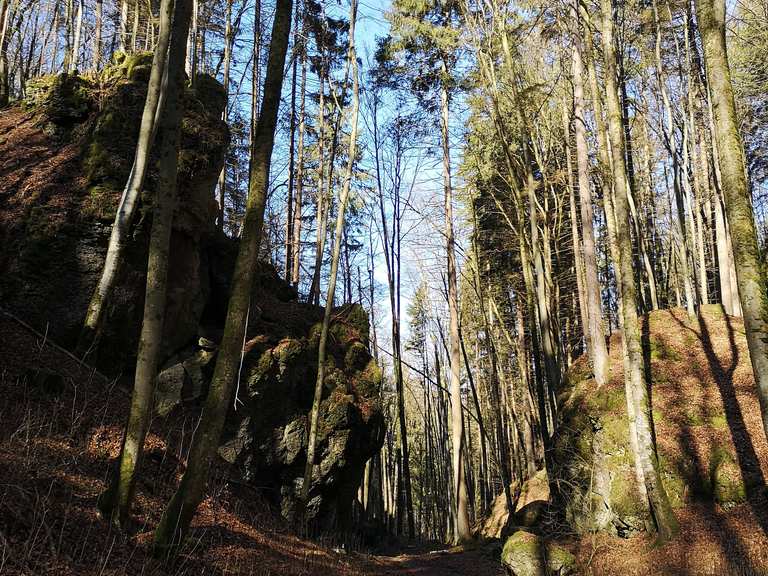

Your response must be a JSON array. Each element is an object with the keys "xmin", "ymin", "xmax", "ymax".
[
  {"xmin": 694, "ymin": 0, "xmax": 768, "ymax": 444},
  {"xmin": 599, "ymin": 0, "xmax": 678, "ymax": 541},
  {"xmin": 153, "ymin": 0, "xmax": 294, "ymax": 555},
  {"xmin": 97, "ymin": 0, "xmax": 192, "ymax": 528}
]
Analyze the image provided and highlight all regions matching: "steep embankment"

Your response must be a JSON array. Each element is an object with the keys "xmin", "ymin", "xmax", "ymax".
[
  {"xmin": 0, "ymin": 58, "xmax": 398, "ymax": 575},
  {"xmin": 555, "ymin": 306, "xmax": 768, "ymax": 575}
]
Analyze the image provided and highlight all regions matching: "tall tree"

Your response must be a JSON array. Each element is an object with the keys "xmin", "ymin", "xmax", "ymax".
[
  {"xmin": 153, "ymin": 0, "xmax": 294, "ymax": 555},
  {"xmin": 695, "ymin": 0, "xmax": 768, "ymax": 442},
  {"xmin": 301, "ymin": 0, "xmax": 359, "ymax": 522},
  {"xmin": 96, "ymin": 0, "xmax": 192, "ymax": 528},
  {"xmin": 599, "ymin": 0, "xmax": 679, "ymax": 542},
  {"xmin": 571, "ymin": 5, "xmax": 609, "ymax": 386}
]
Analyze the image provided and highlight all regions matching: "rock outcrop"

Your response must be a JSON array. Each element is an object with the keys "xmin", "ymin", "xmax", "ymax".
[
  {"xmin": 0, "ymin": 52, "xmax": 384, "ymax": 532},
  {"xmin": 554, "ymin": 306, "xmax": 764, "ymax": 537},
  {"xmin": 0, "ymin": 52, "xmax": 228, "ymax": 373}
]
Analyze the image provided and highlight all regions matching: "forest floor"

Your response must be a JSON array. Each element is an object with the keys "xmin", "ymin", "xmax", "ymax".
[
  {"xmin": 0, "ymin": 307, "xmax": 503, "ymax": 576},
  {"xmin": 3, "ymin": 304, "xmax": 768, "ymax": 575}
]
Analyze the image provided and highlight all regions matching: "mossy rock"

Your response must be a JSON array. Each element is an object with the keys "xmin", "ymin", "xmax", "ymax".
[
  {"xmin": 329, "ymin": 304, "xmax": 370, "ymax": 347},
  {"xmin": 23, "ymin": 73, "xmax": 93, "ymax": 139},
  {"xmin": 274, "ymin": 338, "xmax": 305, "ymax": 371},
  {"xmin": 101, "ymin": 51, "xmax": 154, "ymax": 83},
  {"xmin": 500, "ymin": 531, "xmax": 575, "ymax": 576},
  {"xmin": 708, "ymin": 444, "xmax": 747, "ymax": 505},
  {"xmin": 356, "ymin": 359, "xmax": 383, "ymax": 399},
  {"xmin": 246, "ymin": 348, "xmax": 276, "ymax": 396},
  {"xmin": 345, "ymin": 341, "xmax": 369, "ymax": 371},
  {"xmin": 189, "ymin": 74, "xmax": 228, "ymax": 114}
]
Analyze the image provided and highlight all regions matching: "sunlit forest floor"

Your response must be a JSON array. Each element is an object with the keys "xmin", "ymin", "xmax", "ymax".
[
  {"xmin": 564, "ymin": 306, "xmax": 768, "ymax": 575},
  {"xmin": 2, "ymin": 304, "xmax": 768, "ymax": 575},
  {"xmin": 0, "ymin": 308, "xmax": 505, "ymax": 576}
]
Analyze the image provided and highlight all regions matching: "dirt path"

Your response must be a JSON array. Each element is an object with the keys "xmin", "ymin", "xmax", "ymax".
[{"xmin": 367, "ymin": 544, "xmax": 505, "ymax": 576}]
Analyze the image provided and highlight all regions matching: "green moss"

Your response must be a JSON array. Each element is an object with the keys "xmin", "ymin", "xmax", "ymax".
[
  {"xmin": 602, "ymin": 414, "xmax": 630, "ymax": 450},
  {"xmin": 683, "ymin": 409, "xmax": 706, "ymax": 427},
  {"xmin": 356, "ymin": 359, "xmax": 382, "ymax": 399},
  {"xmin": 708, "ymin": 444, "xmax": 747, "ymax": 505},
  {"xmin": 565, "ymin": 356, "xmax": 593, "ymax": 388},
  {"xmin": 81, "ymin": 185, "xmax": 120, "ymax": 221},
  {"xmin": 320, "ymin": 389, "xmax": 354, "ymax": 437},
  {"xmin": 609, "ymin": 470, "xmax": 645, "ymax": 518},
  {"xmin": 587, "ymin": 384, "xmax": 625, "ymax": 414},
  {"xmin": 708, "ymin": 414, "xmax": 728, "ymax": 430},
  {"xmin": 501, "ymin": 531, "xmax": 575, "ymax": 576},
  {"xmin": 101, "ymin": 51, "xmax": 154, "ymax": 83},
  {"xmin": 23, "ymin": 73, "xmax": 93, "ymax": 139},
  {"xmin": 661, "ymin": 470, "xmax": 687, "ymax": 508},
  {"xmin": 328, "ymin": 304, "xmax": 370, "ymax": 348},
  {"xmin": 246, "ymin": 349, "xmax": 275, "ymax": 396},
  {"xmin": 275, "ymin": 338, "xmax": 304, "ymax": 366},
  {"xmin": 344, "ymin": 341, "xmax": 368, "ymax": 371}
]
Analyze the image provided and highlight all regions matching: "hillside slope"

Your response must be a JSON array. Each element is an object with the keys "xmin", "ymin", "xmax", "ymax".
[{"xmin": 558, "ymin": 305, "xmax": 768, "ymax": 575}]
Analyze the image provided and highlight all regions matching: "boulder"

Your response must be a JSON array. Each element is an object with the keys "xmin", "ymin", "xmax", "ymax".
[
  {"xmin": 218, "ymin": 303, "xmax": 385, "ymax": 532},
  {"xmin": 501, "ymin": 531, "xmax": 575, "ymax": 576}
]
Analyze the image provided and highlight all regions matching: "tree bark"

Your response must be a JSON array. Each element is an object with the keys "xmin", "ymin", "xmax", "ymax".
[
  {"xmin": 217, "ymin": 0, "xmax": 233, "ymax": 232},
  {"xmin": 93, "ymin": 0, "xmax": 103, "ymax": 69},
  {"xmin": 96, "ymin": 0, "xmax": 190, "ymax": 527},
  {"xmin": 695, "ymin": 0, "xmax": 768, "ymax": 442},
  {"xmin": 600, "ymin": 0, "xmax": 679, "ymax": 542},
  {"xmin": 153, "ymin": 0, "xmax": 293, "ymax": 556},
  {"xmin": 571, "ymin": 17, "xmax": 609, "ymax": 386}
]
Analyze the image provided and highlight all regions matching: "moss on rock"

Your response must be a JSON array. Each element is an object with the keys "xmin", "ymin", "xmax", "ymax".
[
  {"xmin": 501, "ymin": 531, "xmax": 575, "ymax": 576},
  {"xmin": 708, "ymin": 444, "xmax": 747, "ymax": 505}
]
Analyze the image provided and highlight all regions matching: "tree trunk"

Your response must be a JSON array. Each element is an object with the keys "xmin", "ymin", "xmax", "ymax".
[
  {"xmin": 153, "ymin": 0, "xmax": 293, "ymax": 556},
  {"xmin": 695, "ymin": 0, "xmax": 768, "ymax": 442},
  {"xmin": 69, "ymin": 0, "xmax": 83, "ymax": 72},
  {"xmin": 571, "ymin": 17, "xmax": 609, "ymax": 386},
  {"xmin": 78, "ymin": 0, "xmax": 174, "ymax": 355},
  {"xmin": 439, "ymin": 67, "xmax": 471, "ymax": 543},
  {"xmin": 284, "ymin": 0, "xmax": 302, "ymax": 281},
  {"xmin": 96, "ymin": 0, "xmax": 189, "ymax": 527},
  {"xmin": 301, "ymin": 0, "xmax": 359, "ymax": 525},
  {"xmin": 307, "ymin": 70, "xmax": 327, "ymax": 304},
  {"xmin": 93, "ymin": 0, "xmax": 103, "ymax": 69},
  {"xmin": 120, "ymin": 0, "xmax": 128, "ymax": 52},
  {"xmin": 0, "ymin": 0, "xmax": 9, "ymax": 107},
  {"xmin": 217, "ymin": 0, "xmax": 233, "ymax": 232},
  {"xmin": 600, "ymin": 0, "xmax": 679, "ymax": 542},
  {"xmin": 291, "ymin": 37, "xmax": 307, "ymax": 287}
]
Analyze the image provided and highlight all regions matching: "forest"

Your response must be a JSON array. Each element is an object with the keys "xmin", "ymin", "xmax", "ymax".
[{"xmin": 0, "ymin": 0, "xmax": 767, "ymax": 574}]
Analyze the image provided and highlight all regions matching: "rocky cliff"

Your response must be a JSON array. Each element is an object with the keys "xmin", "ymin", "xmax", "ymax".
[
  {"xmin": 0, "ymin": 54, "xmax": 384, "ymax": 532},
  {"xmin": 0, "ymin": 52, "xmax": 228, "ymax": 372}
]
